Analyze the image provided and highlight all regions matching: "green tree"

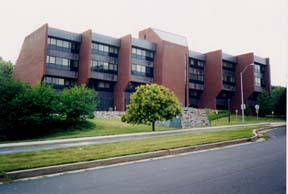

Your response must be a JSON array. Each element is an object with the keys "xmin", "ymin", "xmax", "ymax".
[
  {"xmin": 122, "ymin": 84, "xmax": 182, "ymax": 131},
  {"xmin": 257, "ymin": 90, "xmax": 273, "ymax": 117},
  {"xmin": 271, "ymin": 86, "xmax": 286, "ymax": 116},
  {"xmin": 11, "ymin": 84, "xmax": 58, "ymax": 129},
  {"xmin": 60, "ymin": 86, "xmax": 97, "ymax": 121},
  {"xmin": 0, "ymin": 77, "xmax": 27, "ymax": 130},
  {"xmin": 0, "ymin": 57, "xmax": 13, "ymax": 78}
]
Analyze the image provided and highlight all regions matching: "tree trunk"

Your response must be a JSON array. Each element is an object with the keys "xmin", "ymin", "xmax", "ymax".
[{"xmin": 152, "ymin": 121, "xmax": 155, "ymax": 132}]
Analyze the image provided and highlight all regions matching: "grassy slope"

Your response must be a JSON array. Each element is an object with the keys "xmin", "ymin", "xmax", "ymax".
[
  {"xmin": 0, "ymin": 126, "xmax": 260, "ymax": 173},
  {"xmin": 210, "ymin": 114, "xmax": 285, "ymax": 126},
  {"xmin": 1, "ymin": 118, "xmax": 178, "ymax": 143}
]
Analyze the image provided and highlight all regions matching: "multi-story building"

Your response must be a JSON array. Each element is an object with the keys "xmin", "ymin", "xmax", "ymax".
[{"xmin": 13, "ymin": 24, "xmax": 271, "ymax": 111}]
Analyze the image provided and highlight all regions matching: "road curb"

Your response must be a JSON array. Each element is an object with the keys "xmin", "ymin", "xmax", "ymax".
[
  {"xmin": 1, "ymin": 122, "xmax": 281, "ymax": 149},
  {"xmin": 1, "ymin": 125, "xmax": 285, "ymax": 181}
]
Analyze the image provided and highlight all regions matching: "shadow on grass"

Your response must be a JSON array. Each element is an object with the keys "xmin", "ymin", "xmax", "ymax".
[{"xmin": 0, "ymin": 120, "xmax": 96, "ymax": 142}]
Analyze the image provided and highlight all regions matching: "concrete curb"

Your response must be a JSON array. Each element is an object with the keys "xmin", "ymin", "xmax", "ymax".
[
  {"xmin": 0, "ymin": 122, "xmax": 283, "ymax": 149},
  {"xmin": 1, "ymin": 125, "xmax": 285, "ymax": 181}
]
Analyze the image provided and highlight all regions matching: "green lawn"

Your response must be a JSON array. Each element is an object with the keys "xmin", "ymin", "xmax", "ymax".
[
  {"xmin": 211, "ymin": 115, "xmax": 285, "ymax": 126},
  {"xmin": 0, "ymin": 126, "xmax": 261, "ymax": 173},
  {"xmin": 0, "ymin": 118, "xmax": 178, "ymax": 143}
]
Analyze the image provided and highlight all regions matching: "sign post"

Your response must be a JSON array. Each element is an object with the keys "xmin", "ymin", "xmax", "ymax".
[
  {"xmin": 255, "ymin": 104, "xmax": 260, "ymax": 121},
  {"xmin": 235, "ymin": 109, "xmax": 238, "ymax": 121}
]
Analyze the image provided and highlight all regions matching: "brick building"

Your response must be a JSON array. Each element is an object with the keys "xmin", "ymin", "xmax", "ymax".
[{"xmin": 13, "ymin": 24, "xmax": 271, "ymax": 111}]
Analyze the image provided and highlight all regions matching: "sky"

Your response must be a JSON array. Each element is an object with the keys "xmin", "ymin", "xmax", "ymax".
[{"xmin": 0, "ymin": 0, "xmax": 287, "ymax": 86}]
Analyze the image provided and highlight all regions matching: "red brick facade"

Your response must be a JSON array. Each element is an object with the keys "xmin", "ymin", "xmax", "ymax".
[
  {"xmin": 139, "ymin": 28, "xmax": 189, "ymax": 106},
  {"xmin": 78, "ymin": 30, "xmax": 92, "ymax": 85},
  {"xmin": 264, "ymin": 58, "xmax": 272, "ymax": 94},
  {"xmin": 13, "ymin": 24, "xmax": 48, "ymax": 84},
  {"xmin": 231, "ymin": 53, "xmax": 255, "ymax": 111},
  {"xmin": 13, "ymin": 24, "xmax": 272, "ymax": 111},
  {"xmin": 114, "ymin": 35, "xmax": 132, "ymax": 111},
  {"xmin": 199, "ymin": 50, "xmax": 223, "ymax": 109}
]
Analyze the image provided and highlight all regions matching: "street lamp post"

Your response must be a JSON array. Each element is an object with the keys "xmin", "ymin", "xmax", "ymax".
[{"xmin": 240, "ymin": 64, "xmax": 254, "ymax": 124}]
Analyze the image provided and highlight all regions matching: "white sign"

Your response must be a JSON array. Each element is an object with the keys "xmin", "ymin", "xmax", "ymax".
[
  {"xmin": 255, "ymin": 104, "xmax": 260, "ymax": 110},
  {"xmin": 241, "ymin": 104, "xmax": 246, "ymax": 110}
]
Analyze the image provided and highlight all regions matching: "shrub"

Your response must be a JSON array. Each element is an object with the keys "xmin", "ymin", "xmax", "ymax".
[
  {"xmin": 11, "ymin": 84, "xmax": 58, "ymax": 129},
  {"xmin": 59, "ymin": 86, "xmax": 97, "ymax": 121}
]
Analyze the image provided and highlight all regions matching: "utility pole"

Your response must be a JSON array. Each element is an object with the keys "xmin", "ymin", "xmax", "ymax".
[
  {"xmin": 228, "ymin": 98, "xmax": 231, "ymax": 123},
  {"xmin": 240, "ymin": 64, "xmax": 253, "ymax": 124}
]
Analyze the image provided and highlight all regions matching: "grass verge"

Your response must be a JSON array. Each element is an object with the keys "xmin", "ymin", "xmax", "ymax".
[
  {"xmin": 210, "ymin": 114, "xmax": 285, "ymax": 126},
  {"xmin": 0, "ymin": 118, "xmax": 177, "ymax": 143},
  {"xmin": 0, "ymin": 126, "xmax": 261, "ymax": 173}
]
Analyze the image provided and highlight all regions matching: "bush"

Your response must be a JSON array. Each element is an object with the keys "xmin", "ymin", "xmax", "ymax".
[
  {"xmin": 0, "ymin": 78, "xmax": 98, "ymax": 139},
  {"xmin": 60, "ymin": 86, "xmax": 97, "ymax": 121},
  {"xmin": 11, "ymin": 84, "xmax": 58, "ymax": 129},
  {"xmin": 208, "ymin": 110, "xmax": 228, "ymax": 122},
  {"xmin": 0, "ymin": 77, "xmax": 28, "ymax": 130},
  {"xmin": 257, "ymin": 90, "xmax": 273, "ymax": 117}
]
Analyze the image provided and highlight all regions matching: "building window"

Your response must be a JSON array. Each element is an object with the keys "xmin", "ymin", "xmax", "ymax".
[
  {"xmin": 91, "ymin": 60, "xmax": 117, "ymax": 72},
  {"xmin": 46, "ymin": 56, "xmax": 78, "ymax": 71},
  {"xmin": 189, "ymin": 68, "xmax": 204, "ymax": 82},
  {"xmin": 132, "ymin": 64, "xmax": 146, "ymax": 73},
  {"xmin": 223, "ymin": 61, "xmax": 234, "ymax": 69},
  {"xmin": 92, "ymin": 42, "xmax": 118, "ymax": 54},
  {"xmin": 43, "ymin": 76, "xmax": 65, "ymax": 85},
  {"xmin": 97, "ymin": 81, "xmax": 110, "ymax": 88},
  {"xmin": 131, "ymin": 47, "xmax": 154, "ymax": 59},
  {"xmin": 198, "ymin": 61, "xmax": 204, "ymax": 67},
  {"xmin": 255, "ymin": 77, "xmax": 261, "ymax": 87},
  {"xmin": 48, "ymin": 37, "xmax": 78, "ymax": 53},
  {"xmin": 254, "ymin": 64, "xmax": 261, "ymax": 73},
  {"xmin": 189, "ymin": 58, "xmax": 204, "ymax": 68},
  {"xmin": 223, "ymin": 75, "xmax": 235, "ymax": 83}
]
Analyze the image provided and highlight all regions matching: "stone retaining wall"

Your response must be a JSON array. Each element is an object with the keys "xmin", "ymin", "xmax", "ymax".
[
  {"xmin": 94, "ymin": 108, "xmax": 209, "ymax": 128},
  {"xmin": 94, "ymin": 111, "xmax": 125, "ymax": 119},
  {"xmin": 180, "ymin": 108, "xmax": 210, "ymax": 128}
]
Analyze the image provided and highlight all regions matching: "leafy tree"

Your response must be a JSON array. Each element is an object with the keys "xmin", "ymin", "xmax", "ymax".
[
  {"xmin": 122, "ymin": 84, "xmax": 182, "ymax": 131},
  {"xmin": 0, "ymin": 77, "xmax": 27, "ymax": 130},
  {"xmin": 257, "ymin": 90, "xmax": 273, "ymax": 117},
  {"xmin": 11, "ymin": 84, "xmax": 58, "ymax": 129},
  {"xmin": 0, "ymin": 57, "xmax": 13, "ymax": 78},
  {"xmin": 273, "ymin": 87, "xmax": 286, "ymax": 116},
  {"xmin": 60, "ymin": 86, "xmax": 97, "ymax": 121}
]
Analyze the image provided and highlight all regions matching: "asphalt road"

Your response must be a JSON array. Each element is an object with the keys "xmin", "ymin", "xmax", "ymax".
[
  {"xmin": 0, "ymin": 123, "xmax": 283, "ymax": 154},
  {"xmin": 0, "ymin": 127, "xmax": 286, "ymax": 194}
]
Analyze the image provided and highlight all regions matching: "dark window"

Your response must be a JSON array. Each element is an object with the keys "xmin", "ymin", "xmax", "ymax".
[
  {"xmin": 48, "ymin": 37, "xmax": 79, "ymax": 53},
  {"xmin": 222, "ymin": 61, "xmax": 235, "ymax": 70},
  {"xmin": 92, "ymin": 42, "xmax": 118, "ymax": 55},
  {"xmin": 46, "ymin": 56, "xmax": 78, "ymax": 71},
  {"xmin": 189, "ymin": 58, "xmax": 204, "ymax": 69},
  {"xmin": 91, "ymin": 60, "xmax": 117, "ymax": 74}
]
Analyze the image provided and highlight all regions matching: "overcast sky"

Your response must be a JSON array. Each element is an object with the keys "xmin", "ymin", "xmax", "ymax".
[{"xmin": 0, "ymin": 0, "xmax": 287, "ymax": 86}]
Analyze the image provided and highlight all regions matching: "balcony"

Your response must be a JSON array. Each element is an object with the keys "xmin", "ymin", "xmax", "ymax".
[
  {"xmin": 222, "ymin": 84, "xmax": 235, "ymax": 91},
  {"xmin": 90, "ymin": 72, "xmax": 117, "ymax": 82},
  {"xmin": 189, "ymin": 83, "xmax": 204, "ymax": 90},
  {"xmin": 45, "ymin": 68, "xmax": 78, "ymax": 79},
  {"xmin": 131, "ymin": 75, "xmax": 153, "ymax": 83}
]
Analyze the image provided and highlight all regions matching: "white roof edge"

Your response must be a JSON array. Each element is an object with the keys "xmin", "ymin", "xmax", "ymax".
[{"xmin": 151, "ymin": 28, "xmax": 188, "ymax": 47}]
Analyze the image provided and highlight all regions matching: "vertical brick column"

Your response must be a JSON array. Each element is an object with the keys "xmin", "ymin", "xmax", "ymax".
[
  {"xmin": 13, "ymin": 24, "xmax": 48, "ymax": 84},
  {"xmin": 199, "ymin": 50, "xmax": 223, "ymax": 109},
  {"xmin": 231, "ymin": 53, "xmax": 255, "ymax": 111},
  {"xmin": 264, "ymin": 58, "xmax": 272, "ymax": 95},
  {"xmin": 139, "ymin": 28, "xmax": 189, "ymax": 106},
  {"xmin": 78, "ymin": 30, "xmax": 92, "ymax": 85},
  {"xmin": 114, "ymin": 35, "xmax": 132, "ymax": 111}
]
